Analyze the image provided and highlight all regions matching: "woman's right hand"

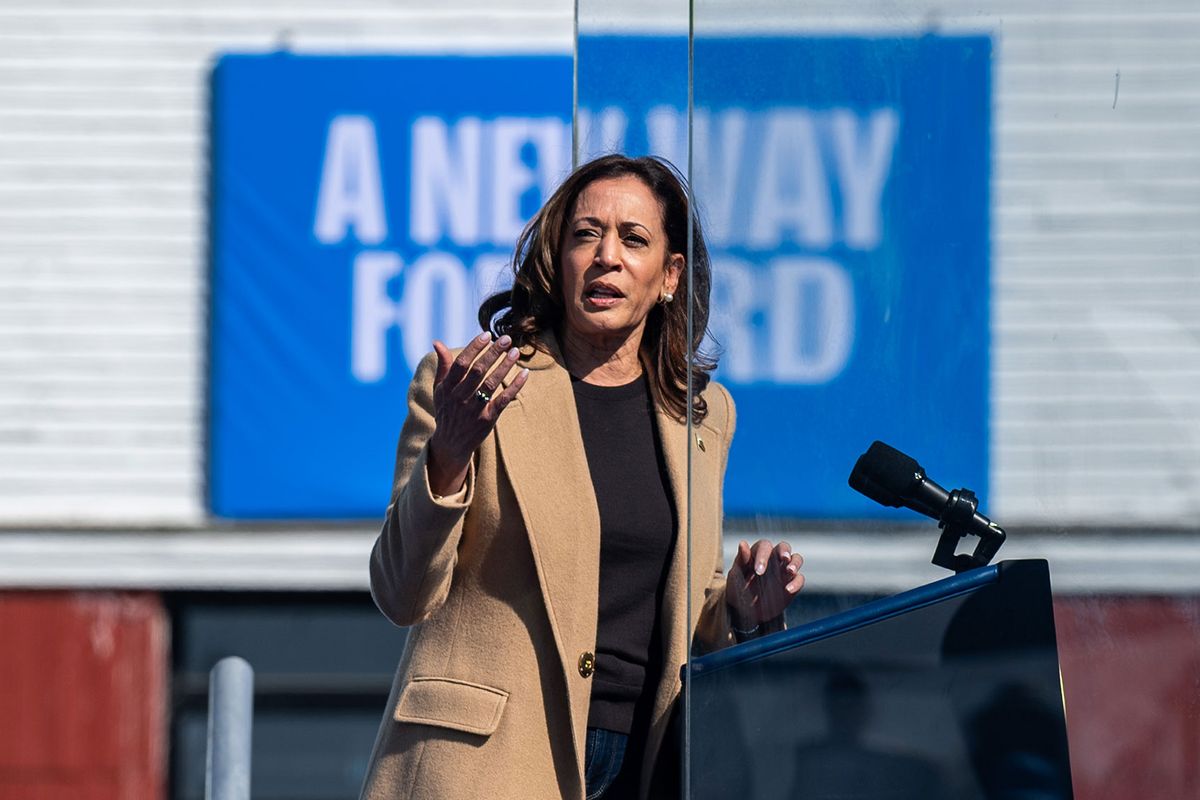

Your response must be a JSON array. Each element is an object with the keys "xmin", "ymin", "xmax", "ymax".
[{"xmin": 426, "ymin": 332, "xmax": 529, "ymax": 496}]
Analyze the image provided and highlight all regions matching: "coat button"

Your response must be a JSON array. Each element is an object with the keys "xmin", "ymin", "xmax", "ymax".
[{"xmin": 578, "ymin": 651, "xmax": 595, "ymax": 678}]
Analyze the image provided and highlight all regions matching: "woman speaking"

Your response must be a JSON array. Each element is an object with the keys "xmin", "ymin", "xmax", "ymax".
[{"xmin": 361, "ymin": 155, "xmax": 805, "ymax": 800}]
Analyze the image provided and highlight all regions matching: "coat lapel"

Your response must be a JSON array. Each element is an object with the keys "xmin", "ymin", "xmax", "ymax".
[
  {"xmin": 655, "ymin": 404, "xmax": 693, "ymax": 675},
  {"xmin": 644, "ymin": 402, "xmax": 728, "ymax": 796},
  {"xmin": 493, "ymin": 337, "xmax": 601, "ymax": 767},
  {"xmin": 655, "ymin": 401, "xmax": 725, "ymax": 665}
]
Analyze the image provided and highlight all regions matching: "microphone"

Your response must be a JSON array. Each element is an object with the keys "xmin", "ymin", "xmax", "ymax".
[{"xmin": 849, "ymin": 441, "xmax": 1005, "ymax": 572}]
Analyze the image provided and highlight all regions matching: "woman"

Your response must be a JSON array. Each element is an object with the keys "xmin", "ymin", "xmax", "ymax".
[{"xmin": 361, "ymin": 155, "xmax": 804, "ymax": 800}]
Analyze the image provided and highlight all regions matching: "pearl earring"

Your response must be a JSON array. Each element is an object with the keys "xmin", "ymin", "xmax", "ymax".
[{"xmin": 661, "ymin": 291, "xmax": 674, "ymax": 303}]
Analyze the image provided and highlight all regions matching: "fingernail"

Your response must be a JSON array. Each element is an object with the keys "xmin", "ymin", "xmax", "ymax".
[
  {"xmin": 520, "ymin": 368, "xmax": 529, "ymax": 378},
  {"xmin": 507, "ymin": 347, "xmax": 519, "ymax": 359},
  {"xmin": 755, "ymin": 562, "xmax": 765, "ymax": 576},
  {"xmin": 477, "ymin": 332, "xmax": 491, "ymax": 343},
  {"xmin": 497, "ymin": 334, "xmax": 512, "ymax": 347},
  {"xmin": 780, "ymin": 551, "xmax": 791, "ymax": 561}
]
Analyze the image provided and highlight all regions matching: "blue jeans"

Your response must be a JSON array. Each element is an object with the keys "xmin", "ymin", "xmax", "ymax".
[{"xmin": 584, "ymin": 727, "xmax": 629, "ymax": 800}]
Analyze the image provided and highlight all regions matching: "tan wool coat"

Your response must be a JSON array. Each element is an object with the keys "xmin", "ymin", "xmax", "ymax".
[{"xmin": 360, "ymin": 337, "xmax": 736, "ymax": 800}]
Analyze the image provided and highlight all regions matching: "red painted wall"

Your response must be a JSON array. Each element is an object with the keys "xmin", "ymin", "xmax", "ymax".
[
  {"xmin": 0, "ymin": 592, "xmax": 167, "ymax": 800},
  {"xmin": 1056, "ymin": 596, "xmax": 1200, "ymax": 800}
]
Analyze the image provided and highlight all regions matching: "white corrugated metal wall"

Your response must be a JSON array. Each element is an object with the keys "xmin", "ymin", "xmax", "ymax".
[
  {"xmin": 1, "ymin": 1, "xmax": 1197, "ymax": 537},
  {"xmin": 984, "ymin": 6, "xmax": 1200, "ymax": 524},
  {"xmin": 0, "ymin": 1, "xmax": 572, "ymax": 526}
]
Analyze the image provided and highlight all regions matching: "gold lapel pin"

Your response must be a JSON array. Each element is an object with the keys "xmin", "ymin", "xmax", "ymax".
[{"xmin": 696, "ymin": 434, "xmax": 706, "ymax": 452}]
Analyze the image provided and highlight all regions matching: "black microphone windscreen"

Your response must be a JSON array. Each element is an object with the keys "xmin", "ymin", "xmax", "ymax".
[{"xmin": 848, "ymin": 441, "xmax": 924, "ymax": 508}]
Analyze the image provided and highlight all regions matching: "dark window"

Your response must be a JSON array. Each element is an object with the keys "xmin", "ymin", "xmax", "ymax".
[{"xmin": 168, "ymin": 592, "xmax": 406, "ymax": 800}]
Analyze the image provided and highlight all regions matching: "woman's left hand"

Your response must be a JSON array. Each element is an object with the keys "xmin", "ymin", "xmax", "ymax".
[{"xmin": 724, "ymin": 539, "xmax": 805, "ymax": 631}]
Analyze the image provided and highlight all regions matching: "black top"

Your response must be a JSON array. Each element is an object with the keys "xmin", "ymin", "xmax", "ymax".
[{"xmin": 573, "ymin": 373, "xmax": 678, "ymax": 736}]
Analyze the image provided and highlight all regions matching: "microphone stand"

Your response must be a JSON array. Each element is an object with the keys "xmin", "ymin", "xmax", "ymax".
[{"xmin": 931, "ymin": 488, "xmax": 1007, "ymax": 573}]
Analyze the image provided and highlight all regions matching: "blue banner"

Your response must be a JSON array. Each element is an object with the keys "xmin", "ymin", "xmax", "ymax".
[{"xmin": 209, "ymin": 39, "xmax": 990, "ymax": 519}]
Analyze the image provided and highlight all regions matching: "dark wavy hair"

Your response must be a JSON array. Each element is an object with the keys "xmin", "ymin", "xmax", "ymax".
[{"xmin": 478, "ymin": 154, "xmax": 716, "ymax": 423}]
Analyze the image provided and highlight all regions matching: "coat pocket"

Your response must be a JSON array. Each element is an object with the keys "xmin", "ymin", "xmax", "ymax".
[{"xmin": 393, "ymin": 676, "xmax": 509, "ymax": 737}]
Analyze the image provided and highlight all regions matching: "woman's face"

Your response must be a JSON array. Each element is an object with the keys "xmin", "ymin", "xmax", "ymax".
[{"xmin": 558, "ymin": 175, "xmax": 683, "ymax": 349}]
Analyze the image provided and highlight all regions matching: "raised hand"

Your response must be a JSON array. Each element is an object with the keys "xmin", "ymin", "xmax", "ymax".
[
  {"xmin": 426, "ymin": 332, "xmax": 529, "ymax": 496},
  {"xmin": 724, "ymin": 539, "xmax": 805, "ymax": 633}
]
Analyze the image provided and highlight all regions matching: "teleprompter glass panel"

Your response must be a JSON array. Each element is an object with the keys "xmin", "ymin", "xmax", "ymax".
[
  {"xmin": 684, "ymin": 1, "xmax": 1200, "ymax": 798},
  {"xmin": 574, "ymin": 4, "xmax": 699, "ymax": 798}
]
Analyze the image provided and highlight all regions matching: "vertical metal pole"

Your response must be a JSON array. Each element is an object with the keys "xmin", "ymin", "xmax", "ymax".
[{"xmin": 206, "ymin": 656, "xmax": 254, "ymax": 800}]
